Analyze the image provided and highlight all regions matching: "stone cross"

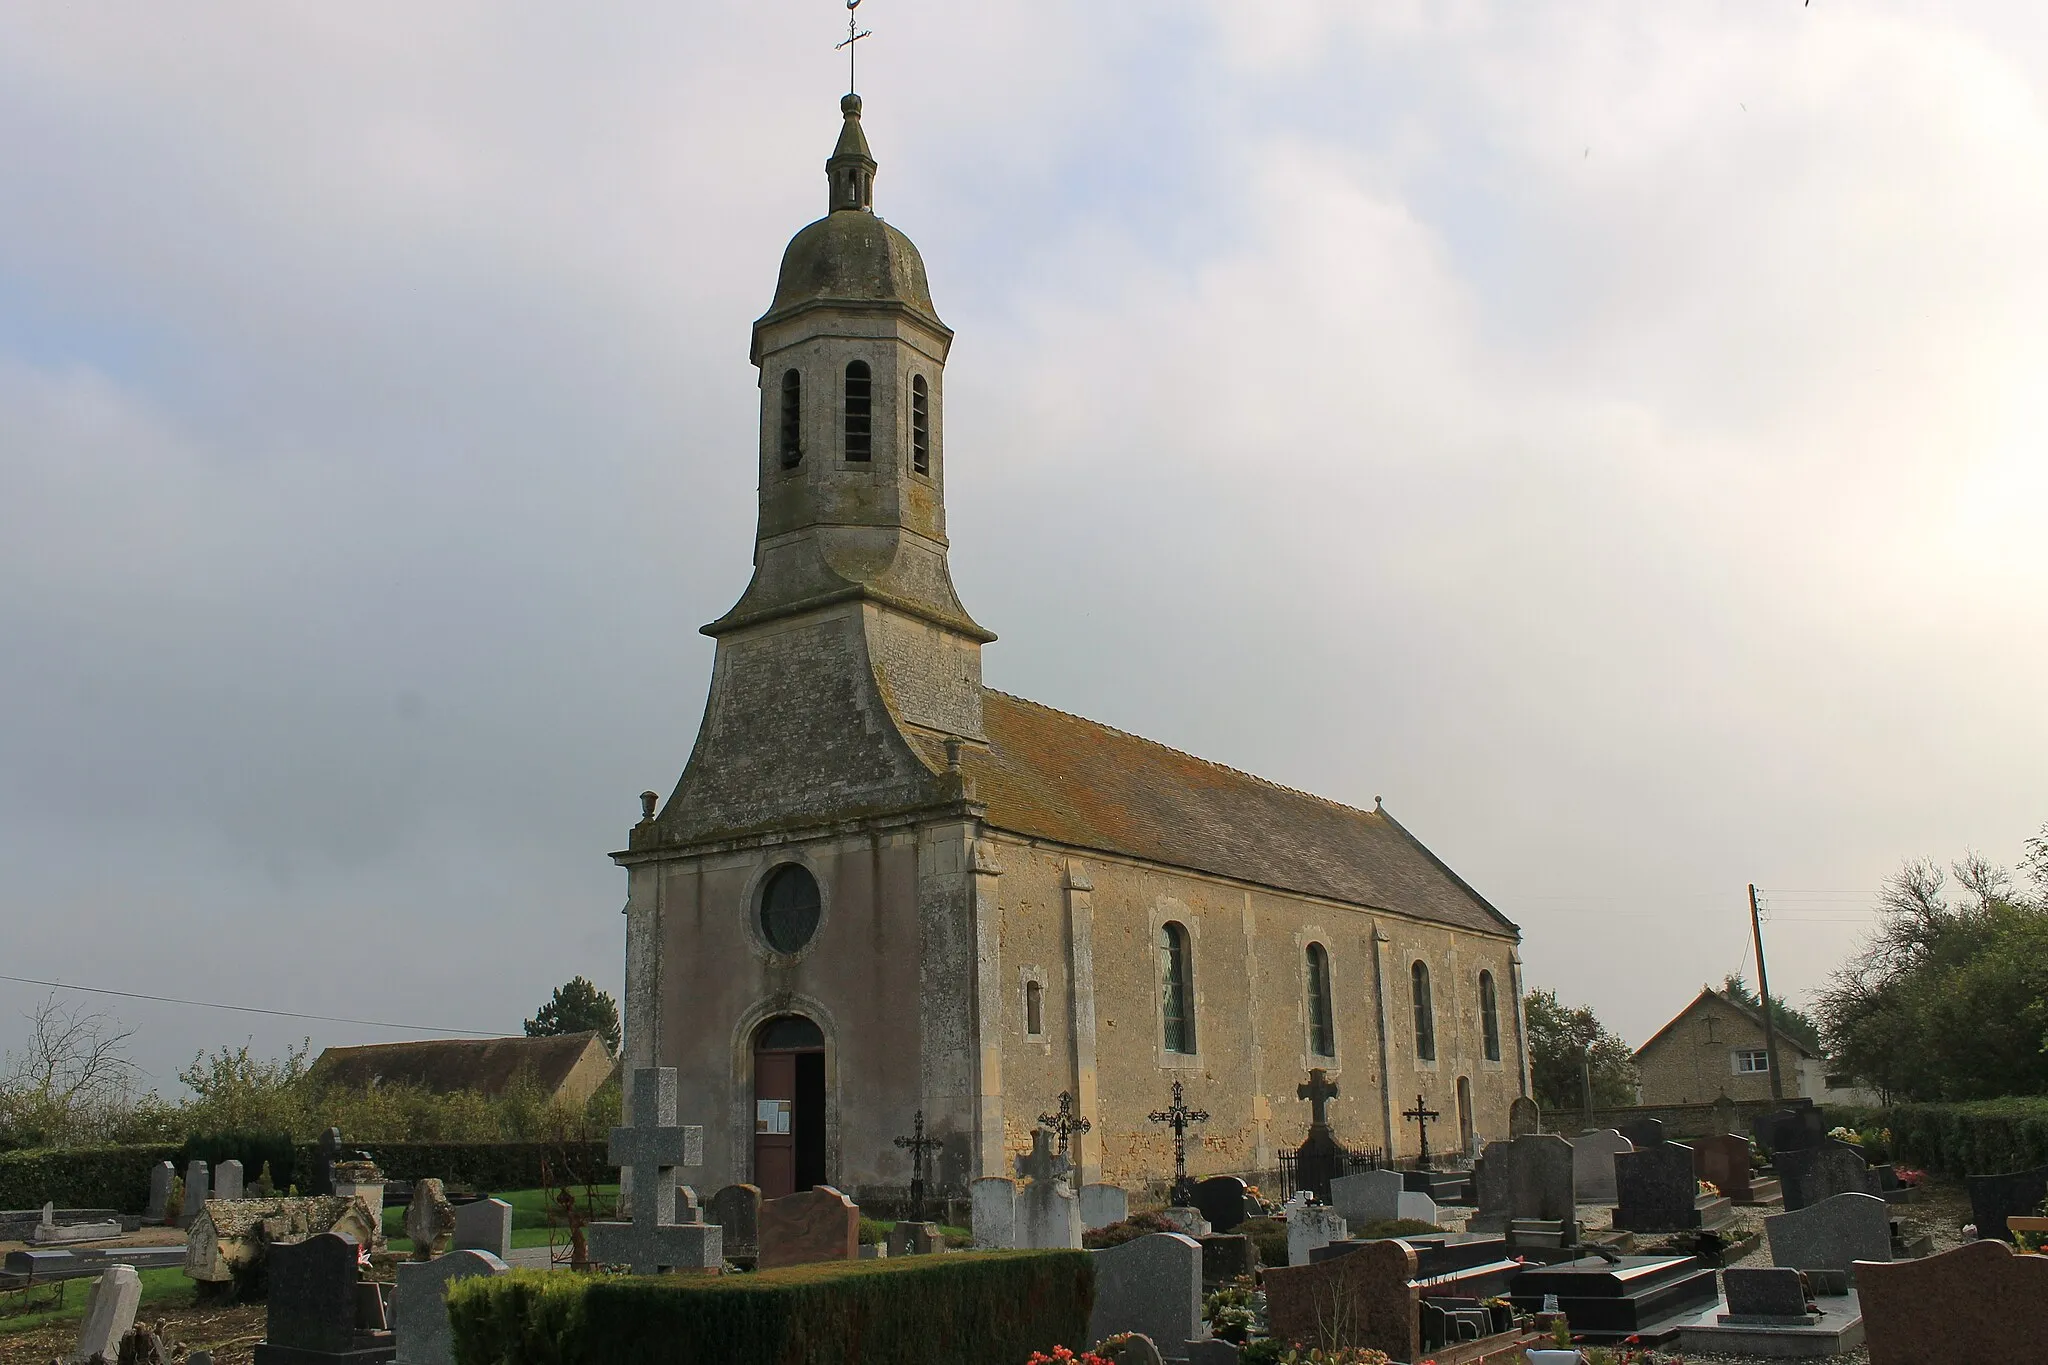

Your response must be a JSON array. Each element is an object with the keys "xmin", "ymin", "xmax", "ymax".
[
  {"xmin": 585, "ymin": 1067, "xmax": 720, "ymax": 1273},
  {"xmin": 892, "ymin": 1109, "xmax": 944, "ymax": 1219},
  {"xmin": 1147, "ymin": 1079, "xmax": 1211, "ymax": 1206},
  {"xmin": 1298, "ymin": 1069, "xmax": 1339, "ymax": 1132},
  {"xmin": 1403, "ymin": 1092, "xmax": 1442, "ymax": 1170},
  {"xmin": 1036, "ymin": 1091, "xmax": 1092, "ymax": 1162},
  {"xmin": 1016, "ymin": 1126, "xmax": 1070, "ymax": 1186}
]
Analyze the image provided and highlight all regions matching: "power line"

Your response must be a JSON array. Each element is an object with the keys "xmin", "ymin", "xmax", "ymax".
[{"xmin": 0, "ymin": 973, "xmax": 500, "ymax": 1038}]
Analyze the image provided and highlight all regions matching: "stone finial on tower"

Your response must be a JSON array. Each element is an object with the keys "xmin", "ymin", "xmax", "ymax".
[{"xmin": 828, "ymin": 94, "xmax": 876, "ymax": 213}]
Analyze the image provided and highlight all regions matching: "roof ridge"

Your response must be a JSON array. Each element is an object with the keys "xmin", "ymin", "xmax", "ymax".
[{"xmin": 984, "ymin": 688, "xmax": 1389, "ymax": 824}]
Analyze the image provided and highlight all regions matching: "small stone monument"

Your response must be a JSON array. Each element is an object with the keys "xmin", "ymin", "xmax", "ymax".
[
  {"xmin": 178, "ymin": 1161, "xmax": 210, "ymax": 1229},
  {"xmin": 1286, "ymin": 1205, "xmax": 1347, "ymax": 1266},
  {"xmin": 403, "ymin": 1179, "xmax": 457, "ymax": 1261},
  {"xmin": 70, "ymin": 1264, "xmax": 143, "ymax": 1365},
  {"xmin": 1080, "ymin": 1183, "xmax": 1129, "ymax": 1231},
  {"xmin": 332, "ymin": 1160, "xmax": 387, "ymax": 1242},
  {"xmin": 970, "ymin": 1176, "xmax": 1017, "ymax": 1250},
  {"xmin": 392, "ymin": 1249, "xmax": 508, "ymax": 1365},
  {"xmin": 214, "ymin": 1159, "xmax": 246, "ymax": 1202},
  {"xmin": 708, "ymin": 1185, "xmax": 762, "ymax": 1264},
  {"xmin": 451, "ymin": 1198, "xmax": 512, "ymax": 1261},
  {"xmin": 1508, "ymin": 1097, "xmax": 1542, "ymax": 1138},
  {"xmin": 146, "ymin": 1162, "xmax": 176, "ymax": 1224},
  {"xmin": 1572, "ymin": 1130, "xmax": 1633, "ymax": 1205},
  {"xmin": 1015, "ymin": 1127, "xmax": 1083, "ymax": 1250},
  {"xmin": 585, "ymin": 1067, "xmax": 721, "ymax": 1273}
]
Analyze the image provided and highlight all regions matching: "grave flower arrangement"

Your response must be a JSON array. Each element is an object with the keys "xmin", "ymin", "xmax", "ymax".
[{"xmin": 1024, "ymin": 1346, "xmax": 1110, "ymax": 1365}]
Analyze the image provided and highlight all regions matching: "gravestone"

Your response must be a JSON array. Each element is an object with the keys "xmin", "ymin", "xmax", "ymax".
[
  {"xmin": 1014, "ymin": 1128, "xmax": 1083, "ymax": 1249},
  {"xmin": 1776, "ymin": 1140, "xmax": 1872, "ymax": 1212},
  {"xmin": 1472, "ymin": 1134, "xmax": 1575, "ymax": 1232},
  {"xmin": 1088, "ymin": 1233, "xmax": 1205, "ymax": 1361},
  {"xmin": 1331, "ymin": 1169, "xmax": 1406, "ymax": 1228},
  {"xmin": 1080, "ymin": 1183, "xmax": 1129, "ymax": 1231},
  {"xmin": 1286, "ymin": 1205, "xmax": 1346, "ymax": 1266},
  {"xmin": 332, "ymin": 1160, "xmax": 388, "ymax": 1242},
  {"xmin": 1612, "ymin": 1140, "xmax": 1701, "ymax": 1232},
  {"xmin": 708, "ymin": 1185, "xmax": 762, "ymax": 1262},
  {"xmin": 757, "ymin": 1185, "xmax": 859, "ymax": 1269},
  {"xmin": 886, "ymin": 1221, "xmax": 939, "ymax": 1256},
  {"xmin": 1508, "ymin": 1096, "xmax": 1542, "ymax": 1138},
  {"xmin": 1765, "ymin": 1191, "xmax": 1892, "ymax": 1281},
  {"xmin": 313, "ymin": 1127, "xmax": 344, "ymax": 1197},
  {"xmin": 1858, "ymin": 1238, "xmax": 2048, "ymax": 1365},
  {"xmin": 403, "ymin": 1179, "xmax": 457, "ymax": 1261},
  {"xmin": 1572, "ymin": 1130, "xmax": 1632, "ymax": 1205},
  {"xmin": 1964, "ymin": 1163, "xmax": 2048, "ymax": 1243},
  {"xmin": 585, "ymin": 1068, "xmax": 720, "ymax": 1273},
  {"xmin": 178, "ymin": 1161, "xmax": 209, "ymax": 1229},
  {"xmin": 451, "ymin": 1198, "xmax": 511, "ymax": 1261},
  {"xmin": 1397, "ymin": 1189, "xmax": 1439, "ymax": 1226},
  {"xmin": 392, "ymin": 1249, "xmax": 507, "ymax": 1365},
  {"xmin": 256, "ymin": 1231, "xmax": 389, "ymax": 1363},
  {"xmin": 1752, "ymin": 1106, "xmax": 1826, "ymax": 1156},
  {"xmin": 214, "ymin": 1159, "xmax": 245, "ymax": 1202},
  {"xmin": 1190, "ymin": 1176, "xmax": 1252, "ymax": 1234},
  {"xmin": 1159, "ymin": 1207, "xmax": 1211, "ymax": 1237},
  {"xmin": 1692, "ymin": 1132, "xmax": 1754, "ymax": 1204},
  {"xmin": 146, "ymin": 1162, "xmax": 175, "ymax": 1224},
  {"xmin": 1619, "ymin": 1117, "xmax": 1666, "ymax": 1150},
  {"xmin": 1265, "ymin": 1236, "xmax": 1420, "ymax": 1359},
  {"xmin": 1718, "ymin": 1266, "xmax": 1814, "ymax": 1324},
  {"xmin": 1711, "ymin": 1094, "xmax": 1740, "ymax": 1137},
  {"xmin": 970, "ymin": 1176, "xmax": 1017, "ymax": 1250},
  {"xmin": 1196, "ymin": 1232, "xmax": 1254, "ymax": 1286},
  {"xmin": 71, "ymin": 1264, "xmax": 142, "ymax": 1365}
]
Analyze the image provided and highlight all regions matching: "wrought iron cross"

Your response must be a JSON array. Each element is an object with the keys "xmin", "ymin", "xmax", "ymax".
[
  {"xmin": 1402, "ymin": 1091, "xmax": 1442, "ymax": 1171},
  {"xmin": 1298, "ymin": 1068, "xmax": 1339, "ymax": 1132},
  {"xmin": 1147, "ymin": 1079, "xmax": 1211, "ymax": 1206},
  {"xmin": 892, "ymin": 1109, "xmax": 943, "ymax": 1218},
  {"xmin": 1037, "ymin": 1091, "xmax": 1092, "ymax": 1162},
  {"xmin": 835, "ymin": 0, "xmax": 873, "ymax": 94}
]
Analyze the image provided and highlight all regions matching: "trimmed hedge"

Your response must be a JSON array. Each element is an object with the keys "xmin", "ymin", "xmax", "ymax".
[
  {"xmin": 320, "ymin": 1140, "xmax": 610, "ymax": 1193},
  {"xmin": 1886, "ymin": 1098, "xmax": 2048, "ymax": 1176},
  {"xmin": 447, "ymin": 1251, "xmax": 1096, "ymax": 1365},
  {"xmin": 181, "ymin": 1132, "xmax": 298, "ymax": 1191},
  {"xmin": 0, "ymin": 1143, "xmax": 181, "ymax": 1212}
]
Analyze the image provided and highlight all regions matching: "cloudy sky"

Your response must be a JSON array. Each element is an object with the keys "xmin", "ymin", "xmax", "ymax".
[{"xmin": 4, "ymin": 2, "xmax": 2043, "ymax": 1096}]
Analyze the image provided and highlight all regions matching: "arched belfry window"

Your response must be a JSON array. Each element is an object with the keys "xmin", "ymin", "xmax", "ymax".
[
  {"xmin": 1159, "ymin": 922, "xmax": 1195, "ymax": 1054},
  {"xmin": 1479, "ymin": 970, "xmax": 1501, "ymax": 1062},
  {"xmin": 779, "ymin": 370, "xmax": 803, "ymax": 469},
  {"xmin": 1306, "ymin": 943, "xmax": 1335, "ymax": 1058},
  {"xmin": 843, "ymin": 360, "xmax": 872, "ymax": 461},
  {"xmin": 910, "ymin": 375, "xmax": 930, "ymax": 475},
  {"xmin": 1025, "ymin": 980, "xmax": 1043, "ymax": 1037},
  {"xmin": 1412, "ymin": 960, "xmax": 1437, "ymax": 1062}
]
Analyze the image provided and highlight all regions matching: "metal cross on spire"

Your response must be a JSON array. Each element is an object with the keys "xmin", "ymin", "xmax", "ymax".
[{"xmin": 836, "ymin": 0, "xmax": 873, "ymax": 95}]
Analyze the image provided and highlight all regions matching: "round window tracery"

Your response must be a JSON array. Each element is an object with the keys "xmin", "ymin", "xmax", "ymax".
[{"xmin": 760, "ymin": 864, "xmax": 822, "ymax": 954}]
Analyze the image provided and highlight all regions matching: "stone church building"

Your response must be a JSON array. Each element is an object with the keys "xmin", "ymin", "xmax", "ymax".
[{"xmin": 615, "ymin": 95, "xmax": 1530, "ymax": 1200}]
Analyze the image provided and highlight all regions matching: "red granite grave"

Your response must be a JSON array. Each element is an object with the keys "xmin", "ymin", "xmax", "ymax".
[
  {"xmin": 1857, "ymin": 1238, "xmax": 2048, "ymax": 1365},
  {"xmin": 756, "ymin": 1185, "xmax": 860, "ymax": 1270}
]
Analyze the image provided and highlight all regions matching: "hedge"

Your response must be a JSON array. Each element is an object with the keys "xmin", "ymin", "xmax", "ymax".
[
  {"xmin": 447, "ymin": 1251, "xmax": 1096, "ymax": 1365},
  {"xmin": 0, "ymin": 1140, "xmax": 611, "ymax": 1213},
  {"xmin": 1885, "ymin": 1098, "xmax": 2048, "ymax": 1177}
]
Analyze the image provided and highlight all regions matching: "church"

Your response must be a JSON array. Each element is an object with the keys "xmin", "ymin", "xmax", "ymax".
[{"xmin": 614, "ymin": 95, "xmax": 1530, "ymax": 1201}]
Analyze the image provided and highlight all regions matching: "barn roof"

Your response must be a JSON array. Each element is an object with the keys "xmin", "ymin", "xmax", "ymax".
[
  {"xmin": 308, "ymin": 1033, "xmax": 610, "ymax": 1098},
  {"xmin": 917, "ymin": 691, "xmax": 1517, "ymax": 938}
]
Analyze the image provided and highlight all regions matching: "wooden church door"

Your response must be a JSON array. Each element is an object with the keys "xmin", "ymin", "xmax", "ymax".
[{"xmin": 753, "ymin": 1015, "xmax": 826, "ymax": 1198}]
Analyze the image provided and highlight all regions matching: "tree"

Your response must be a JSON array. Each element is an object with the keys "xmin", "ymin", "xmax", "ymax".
[
  {"xmin": 1524, "ymin": 989, "xmax": 1639, "ymax": 1114},
  {"xmin": 1719, "ymin": 974, "xmax": 1825, "ymax": 1057},
  {"xmin": 524, "ymin": 977, "xmax": 620, "ymax": 1056},
  {"xmin": 0, "ymin": 994, "xmax": 141, "ymax": 1148}
]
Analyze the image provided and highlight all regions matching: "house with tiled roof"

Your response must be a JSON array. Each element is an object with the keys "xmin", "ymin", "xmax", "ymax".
[
  {"xmin": 1634, "ymin": 988, "xmax": 1874, "ymax": 1108},
  {"xmin": 612, "ymin": 95, "xmax": 1528, "ymax": 1198}
]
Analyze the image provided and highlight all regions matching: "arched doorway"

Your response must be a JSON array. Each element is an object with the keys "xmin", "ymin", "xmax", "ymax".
[
  {"xmin": 753, "ymin": 1014, "xmax": 826, "ymax": 1198},
  {"xmin": 1456, "ymin": 1076, "xmax": 1475, "ymax": 1157}
]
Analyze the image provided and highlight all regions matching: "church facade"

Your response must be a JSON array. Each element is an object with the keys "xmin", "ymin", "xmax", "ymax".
[{"xmin": 614, "ymin": 96, "xmax": 1530, "ymax": 1200}]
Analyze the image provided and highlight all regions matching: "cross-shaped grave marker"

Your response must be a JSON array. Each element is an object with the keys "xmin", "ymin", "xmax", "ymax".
[
  {"xmin": 1148, "ymin": 1079, "xmax": 1211, "ymax": 1207},
  {"xmin": 1298, "ymin": 1068, "xmax": 1339, "ymax": 1134},
  {"xmin": 1016, "ymin": 1126, "xmax": 1070, "ymax": 1186},
  {"xmin": 586, "ymin": 1067, "xmax": 722, "ymax": 1273},
  {"xmin": 892, "ymin": 1109, "xmax": 944, "ymax": 1219},
  {"xmin": 1037, "ymin": 1091, "xmax": 1092, "ymax": 1163},
  {"xmin": 1403, "ymin": 1091, "xmax": 1442, "ymax": 1171}
]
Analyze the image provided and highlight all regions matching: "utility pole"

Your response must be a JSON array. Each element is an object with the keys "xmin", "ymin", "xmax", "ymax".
[{"xmin": 1749, "ymin": 883, "xmax": 1784, "ymax": 1101}]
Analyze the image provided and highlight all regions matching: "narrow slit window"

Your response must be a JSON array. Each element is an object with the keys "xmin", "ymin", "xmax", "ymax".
[
  {"xmin": 779, "ymin": 369, "xmax": 802, "ymax": 468},
  {"xmin": 910, "ymin": 374, "xmax": 930, "ymax": 474},
  {"xmin": 1306, "ymin": 943, "xmax": 1335, "ymax": 1057},
  {"xmin": 1412, "ymin": 960, "xmax": 1436, "ymax": 1062},
  {"xmin": 843, "ymin": 360, "xmax": 872, "ymax": 461},
  {"xmin": 1479, "ymin": 970, "xmax": 1501, "ymax": 1062},
  {"xmin": 1025, "ymin": 980, "xmax": 1043, "ymax": 1037}
]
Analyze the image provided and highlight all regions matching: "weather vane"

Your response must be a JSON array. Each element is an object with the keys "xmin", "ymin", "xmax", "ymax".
[{"xmin": 836, "ymin": 0, "xmax": 873, "ymax": 95}]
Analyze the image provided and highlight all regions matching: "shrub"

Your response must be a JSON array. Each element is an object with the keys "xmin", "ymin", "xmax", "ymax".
[
  {"xmin": 1354, "ymin": 1218, "xmax": 1440, "ymax": 1239},
  {"xmin": 447, "ymin": 1251, "xmax": 1094, "ymax": 1365},
  {"xmin": 181, "ymin": 1132, "xmax": 299, "ymax": 1191},
  {"xmin": 1239, "ymin": 1216, "xmax": 1287, "ymax": 1267},
  {"xmin": 1082, "ymin": 1210, "xmax": 1177, "ymax": 1249},
  {"xmin": 0, "ymin": 1143, "xmax": 181, "ymax": 1212}
]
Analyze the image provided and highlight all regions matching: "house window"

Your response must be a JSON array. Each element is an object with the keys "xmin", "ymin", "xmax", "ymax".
[
  {"xmin": 779, "ymin": 369, "xmax": 802, "ymax": 468},
  {"xmin": 1734, "ymin": 1049, "xmax": 1770, "ymax": 1074},
  {"xmin": 1306, "ymin": 943, "xmax": 1335, "ymax": 1057},
  {"xmin": 1479, "ymin": 970, "xmax": 1501, "ymax": 1062},
  {"xmin": 843, "ymin": 360, "xmax": 872, "ymax": 461},
  {"xmin": 1159, "ymin": 922, "xmax": 1195, "ymax": 1054},
  {"xmin": 1025, "ymin": 980, "xmax": 1043, "ymax": 1037},
  {"xmin": 910, "ymin": 375, "xmax": 930, "ymax": 474},
  {"xmin": 1412, "ymin": 960, "xmax": 1436, "ymax": 1062}
]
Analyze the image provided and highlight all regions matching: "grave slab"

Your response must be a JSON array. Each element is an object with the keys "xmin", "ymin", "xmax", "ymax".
[
  {"xmin": 1080, "ymin": 1183, "xmax": 1129, "ymax": 1231},
  {"xmin": 709, "ymin": 1184, "xmax": 762, "ymax": 1262},
  {"xmin": 451, "ymin": 1198, "xmax": 511, "ymax": 1261},
  {"xmin": 178, "ymin": 1162, "xmax": 210, "ymax": 1229},
  {"xmin": 886, "ymin": 1221, "xmax": 939, "ymax": 1256},
  {"xmin": 584, "ymin": 1067, "xmax": 719, "ymax": 1273},
  {"xmin": 1765, "ymin": 1192, "xmax": 1892, "ymax": 1281},
  {"xmin": 392, "ymin": 1250, "xmax": 507, "ymax": 1365},
  {"xmin": 1331, "ymin": 1169, "xmax": 1406, "ymax": 1229},
  {"xmin": 1189, "ymin": 1177, "xmax": 1252, "ymax": 1234},
  {"xmin": 1572, "ymin": 1130, "xmax": 1632, "ymax": 1205},
  {"xmin": 1675, "ymin": 1288, "xmax": 1865, "ymax": 1359},
  {"xmin": 255, "ymin": 1231, "xmax": 395, "ymax": 1364},
  {"xmin": 1776, "ymin": 1140, "xmax": 1873, "ymax": 1212},
  {"xmin": 756, "ymin": 1185, "xmax": 858, "ymax": 1269},
  {"xmin": 147, "ymin": 1163, "xmax": 176, "ymax": 1224},
  {"xmin": 214, "ymin": 1160, "xmax": 245, "ymax": 1202},
  {"xmin": 1088, "ymin": 1232, "xmax": 1206, "ymax": 1363},
  {"xmin": 1856, "ymin": 1239, "xmax": 2048, "ymax": 1365},
  {"xmin": 1612, "ymin": 1141, "xmax": 1702, "ymax": 1232},
  {"xmin": 970, "ymin": 1176, "xmax": 1016, "ymax": 1250},
  {"xmin": 402, "ymin": 1179, "xmax": 456, "ymax": 1261}
]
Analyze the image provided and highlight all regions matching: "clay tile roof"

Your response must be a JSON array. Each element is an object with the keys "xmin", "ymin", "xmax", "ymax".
[
  {"xmin": 308, "ymin": 1033, "xmax": 609, "ymax": 1099},
  {"xmin": 932, "ymin": 692, "xmax": 1517, "ymax": 937}
]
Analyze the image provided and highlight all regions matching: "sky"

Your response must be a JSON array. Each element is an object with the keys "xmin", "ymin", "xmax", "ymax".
[{"xmin": 3, "ymin": 2, "xmax": 2044, "ymax": 1098}]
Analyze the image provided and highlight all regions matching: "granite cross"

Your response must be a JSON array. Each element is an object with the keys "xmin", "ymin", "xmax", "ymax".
[
  {"xmin": 1148, "ymin": 1080, "xmax": 1211, "ymax": 1207},
  {"xmin": 1298, "ymin": 1069, "xmax": 1339, "ymax": 1133},
  {"xmin": 585, "ymin": 1067, "xmax": 721, "ymax": 1273},
  {"xmin": 1403, "ymin": 1092, "xmax": 1442, "ymax": 1171},
  {"xmin": 1016, "ymin": 1126, "xmax": 1069, "ymax": 1185},
  {"xmin": 892, "ymin": 1109, "xmax": 945, "ymax": 1219},
  {"xmin": 1037, "ymin": 1091, "xmax": 1093, "ymax": 1162}
]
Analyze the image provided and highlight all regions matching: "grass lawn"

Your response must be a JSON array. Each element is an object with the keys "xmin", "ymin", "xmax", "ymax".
[
  {"xmin": 0, "ymin": 1265, "xmax": 191, "ymax": 1337},
  {"xmin": 381, "ymin": 1185, "xmax": 620, "ymax": 1252}
]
